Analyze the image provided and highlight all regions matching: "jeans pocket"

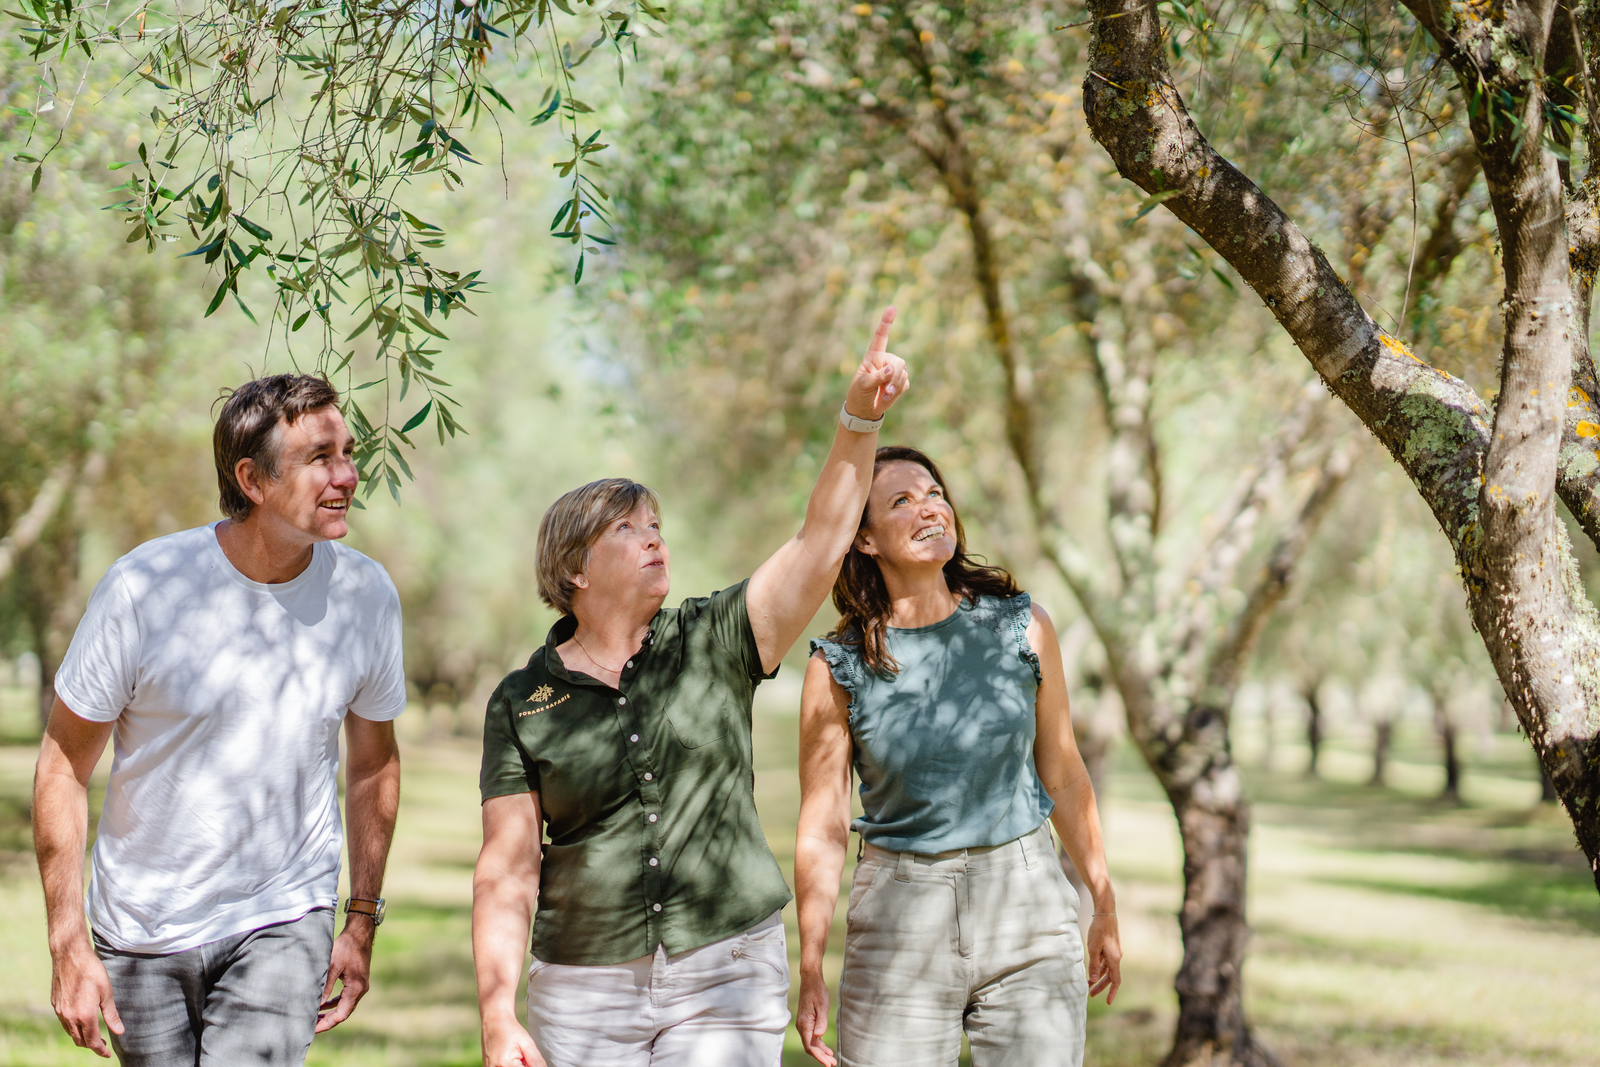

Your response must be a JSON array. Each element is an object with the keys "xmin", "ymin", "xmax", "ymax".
[{"xmin": 845, "ymin": 861, "xmax": 884, "ymax": 924}]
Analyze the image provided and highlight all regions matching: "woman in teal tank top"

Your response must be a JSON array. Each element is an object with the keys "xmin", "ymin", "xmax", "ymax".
[{"xmin": 794, "ymin": 447, "xmax": 1121, "ymax": 1067}]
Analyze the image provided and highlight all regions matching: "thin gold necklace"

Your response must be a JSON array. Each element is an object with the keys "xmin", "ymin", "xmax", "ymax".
[{"xmin": 574, "ymin": 632, "xmax": 630, "ymax": 675}]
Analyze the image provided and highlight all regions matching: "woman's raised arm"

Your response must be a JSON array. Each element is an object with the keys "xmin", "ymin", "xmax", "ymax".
[
  {"xmin": 794, "ymin": 652, "xmax": 855, "ymax": 1066},
  {"xmin": 747, "ymin": 308, "xmax": 909, "ymax": 674}
]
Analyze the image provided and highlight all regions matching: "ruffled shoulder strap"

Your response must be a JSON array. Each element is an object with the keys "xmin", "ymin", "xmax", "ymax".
[
  {"xmin": 997, "ymin": 593, "xmax": 1042, "ymax": 684},
  {"xmin": 809, "ymin": 635, "xmax": 865, "ymax": 721}
]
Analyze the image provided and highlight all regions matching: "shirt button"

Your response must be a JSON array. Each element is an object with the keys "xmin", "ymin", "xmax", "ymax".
[
  {"xmin": 643, "ymin": 772, "xmax": 653, "ymax": 781},
  {"xmin": 648, "ymin": 813, "xmax": 658, "ymax": 823},
  {"xmin": 630, "ymin": 734, "xmax": 639, "ymax": 743},
  {"xmin": 652, "ymin": 903, "xmax": 662, "ymax": 913},
  {"xmin": 618, "ymin": 697, "xmax": 627, "ymax": 705},
  {"xmin": 649, "ymin": 857, "xmax": 659, "ymax": 867},
  {"xmin": 626, "ymin": 660, "xmax": 634, "ymax": 668}
]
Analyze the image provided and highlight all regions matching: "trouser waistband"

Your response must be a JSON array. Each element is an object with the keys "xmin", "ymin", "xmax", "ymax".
[{"xmin": 860, "ymin": 822, "xmax": 1053, "ymax": 879}]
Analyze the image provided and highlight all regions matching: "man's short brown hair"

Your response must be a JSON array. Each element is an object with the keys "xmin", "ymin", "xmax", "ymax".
[
  {"xmin": 537, "ymin": 478, "xmax": 662, "ymax": 617},
  {"xmin": 213, "ymin": 374, "xmax": 342, "ymax": 522}
]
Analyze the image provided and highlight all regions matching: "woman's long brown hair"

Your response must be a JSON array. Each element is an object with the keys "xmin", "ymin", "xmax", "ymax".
[{"xmin": 827, "ymin": 446, "xmax": 1020, "ymax": 676}]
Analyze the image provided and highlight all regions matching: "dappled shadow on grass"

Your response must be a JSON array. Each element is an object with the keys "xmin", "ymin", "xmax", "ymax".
[
  {"xmin": 1257, "ymin": 1014, "xmax": 1576, "ymax": 1067},
  {"xmin": 1322, "ymin": 867, "xmax": 1600, "ymax": 934},
  {"xmin": 307, "ymin": 1027, "xmax": 482, "ymax": 1067},
  {"xmin": 1240, "ymin": 768, "xmax": 1600, "ymax": 932},
  {"xmin": 1252, "ymin": 921, "xmax": 1431, "ymax": 972}
]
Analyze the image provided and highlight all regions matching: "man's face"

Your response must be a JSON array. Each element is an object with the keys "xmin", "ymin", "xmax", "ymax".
[{"xmin": 252, "ymin": 406, "xmax": 359, "ymax": 543}]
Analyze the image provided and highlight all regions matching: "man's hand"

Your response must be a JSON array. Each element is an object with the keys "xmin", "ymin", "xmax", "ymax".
[
  {"xmin": 482, "ymin": 1016, "xmax": 547, "ymax": 1067},
  {"xmin": 795, "ymin": 971, "xmax": 836, "ymax": 1066},
  {"xmin": 316, "ymin": 921, "xmax": 375, "ymax": 1032},
  {"xmin": 1086, "ymin": 913, "xmax": 1123, "ymax": 1004},
  {"xmin": 51, "ymin": 941, "xmax": 123, "ymax": 1058},
  {"xmin": 843, "ymin": 307, "xmax": 910, "ymax": 424}
]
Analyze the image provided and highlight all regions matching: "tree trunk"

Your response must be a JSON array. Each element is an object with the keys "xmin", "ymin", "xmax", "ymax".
[
  {"xmin": 1369, "ymin": 720, "xmax": 1393, "ymax": 788},
  {"xmin": 1435, "ymin": 699, "xmax": 1463, "ymax": 805},
  {"xmin": 1164, "ymin": 758, "xmax": 1279, "ymax": 1067},
  {"xmin": 1543, "ymin": 765, "xmax": 1560, "ymax": 804},
  {"xmin": 1303, "ymin": 684, "xmax": 1323, "ymax": 778}
]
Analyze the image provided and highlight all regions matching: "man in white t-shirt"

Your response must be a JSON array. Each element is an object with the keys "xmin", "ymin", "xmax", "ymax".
[{"xmin": 33, "ymin": 374, "xmax": 407, "ymax": 1065}]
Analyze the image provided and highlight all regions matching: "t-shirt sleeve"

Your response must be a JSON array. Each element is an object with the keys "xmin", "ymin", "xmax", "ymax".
[
  {"xmin": 349, "ymin": 572, "xmax": 407, "ymax": 722},
  {"xmin": 480, "ymin": 684, "xmax": 539, "ymax": 801},
  {"xmin": 53, "ymin": 566, "xmax": 140, "ymax": 723},
  {"xmin": 705, "ymin": 579, "xmax": 777, "ymax": 682}
]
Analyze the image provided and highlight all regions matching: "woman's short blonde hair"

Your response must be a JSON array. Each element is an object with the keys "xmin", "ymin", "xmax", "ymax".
[{"xmin": 537, "ymin": 478, "xmax": 662, "ymax": 616}]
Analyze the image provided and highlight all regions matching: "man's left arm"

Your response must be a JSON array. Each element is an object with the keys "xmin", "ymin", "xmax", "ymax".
[{"xmin": 318, "ymin": 713, "xmax": 401, "ymax": 1033}]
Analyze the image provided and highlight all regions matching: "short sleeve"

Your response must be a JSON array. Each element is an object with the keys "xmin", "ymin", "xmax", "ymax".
[
  {"xmin": 480, "ymin": 684, "xmax": 539, "ymax": 802},
  {"xmin": 349, "ymin": 573, "xmax": 408, "ymax": 722},
  {"xmin": 704, "ymin": 580, "xmax": 776, "ymax": 682},
  {"xmin": 53, "ymin": 566, "xmax": 141, "ymax": 723}
]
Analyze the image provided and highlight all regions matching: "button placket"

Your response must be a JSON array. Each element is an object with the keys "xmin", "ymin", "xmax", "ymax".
[{"xmin": 614, "ymin": 687, "xmax": 668, "ymax": 931}]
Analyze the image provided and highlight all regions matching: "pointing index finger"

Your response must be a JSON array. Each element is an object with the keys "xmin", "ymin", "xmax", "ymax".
[{"xmin": 866, "ymin": 306, "xmax": 897, "ymax": 361}]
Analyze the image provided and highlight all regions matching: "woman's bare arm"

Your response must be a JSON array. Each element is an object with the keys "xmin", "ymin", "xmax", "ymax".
[
  {"xmin": 747, "ymin": 309, "xmax": 909, "ymax": 674},
  {"xmin": 1030, "ymin": 604, "xmax": 1123, "ymax": 1004},
  {"xmin": 473, "ymin": 792, "xmax": 547, "ymax": 1067},
  {"xmin": 794, "ymin": 653, "xmax": 854, "ymax": 1066}
]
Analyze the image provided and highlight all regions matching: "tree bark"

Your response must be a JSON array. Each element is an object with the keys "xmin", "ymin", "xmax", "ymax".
[{"xmin": 1166, "ymin": 774, "xmax": 1277, "ymax": 1067}]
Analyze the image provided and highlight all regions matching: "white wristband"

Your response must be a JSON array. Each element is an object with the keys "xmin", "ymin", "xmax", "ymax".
[{"xmin": 839, "ymin": 403, "xmax": 885, "ymax": 434}]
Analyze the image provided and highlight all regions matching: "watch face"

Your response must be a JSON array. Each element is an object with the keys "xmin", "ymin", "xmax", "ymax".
[{"xmin": 372, "ymin": 899, "xmax": 387, "ymax": 925}]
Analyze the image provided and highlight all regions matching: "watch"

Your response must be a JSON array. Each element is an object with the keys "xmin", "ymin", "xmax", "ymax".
[
  {"xmin": 344, "ymin": 896, "xmax": 386, "ymax": 926},
  {"xmin": 839, "ymin": 403, "xmax": 885, "ymax": 434}
]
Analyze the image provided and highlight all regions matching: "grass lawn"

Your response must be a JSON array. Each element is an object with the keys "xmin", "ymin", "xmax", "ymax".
[{"xmin": 1, "ymin": 681, "xmax": 1598, "ymax": 1066}]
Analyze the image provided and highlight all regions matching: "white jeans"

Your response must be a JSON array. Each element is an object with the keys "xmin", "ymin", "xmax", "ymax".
[{"xmin": 526, "ymin": 911, "xmax": 790, "ymax": 1067}]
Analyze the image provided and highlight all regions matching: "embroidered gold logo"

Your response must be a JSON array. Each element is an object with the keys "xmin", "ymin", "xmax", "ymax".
[{"xmin": 520, "ymin": 685, "xmax": 569, "ymax": 717}]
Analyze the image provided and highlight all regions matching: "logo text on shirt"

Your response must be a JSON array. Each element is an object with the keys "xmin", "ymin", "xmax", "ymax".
[{"xmin": 521, "ymin": 686, "xmax": 569, "ymax": 717}]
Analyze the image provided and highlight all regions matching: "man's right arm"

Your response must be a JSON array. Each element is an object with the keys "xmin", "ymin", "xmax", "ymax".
[
  {"xmin": 473, "ymin": 792, "xmax": 546, "ymax": 1067},
  {"xmin": 34, "ymin": 695, "xmax": 122, "ymax": 1058}
]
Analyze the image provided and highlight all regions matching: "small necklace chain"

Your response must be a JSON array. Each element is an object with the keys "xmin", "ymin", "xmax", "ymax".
[{"xmin": 574, "ymin": 632, "xmax": 631, "ymax": 675}]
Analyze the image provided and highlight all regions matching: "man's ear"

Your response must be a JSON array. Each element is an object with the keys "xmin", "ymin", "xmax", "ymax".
[
  {"xmin": 570, "ymin": 572, "xmax": 590, "ymax": 590},
  {"xmin": 235, "ymin": 457, "xmax": 268, "ymax": 507}
]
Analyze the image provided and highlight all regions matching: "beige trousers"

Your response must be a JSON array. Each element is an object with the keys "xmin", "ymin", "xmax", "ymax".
[
  {"xmin": 525, "ymin": 911, "xmax": 790, "ymax": 1067},
  {"xmin": 837, "ymin": 823, "xmax": 1087, "ymax": 1067}
]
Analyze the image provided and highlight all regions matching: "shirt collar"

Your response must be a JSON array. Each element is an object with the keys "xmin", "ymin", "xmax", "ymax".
[{"xmin": 541, "ymin": 613, "xmax": 662, "ymax": 685}]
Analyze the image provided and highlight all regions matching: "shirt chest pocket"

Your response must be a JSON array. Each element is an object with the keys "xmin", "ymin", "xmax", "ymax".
[{"xmin": 668, "ymin": 713, "xmax": 728, "ymax": 749}]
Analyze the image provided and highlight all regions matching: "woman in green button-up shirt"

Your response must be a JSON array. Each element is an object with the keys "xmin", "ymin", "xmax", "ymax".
[{"xmin": 472, "ymin": 309, "xmax": 910, "ymax": 1067}]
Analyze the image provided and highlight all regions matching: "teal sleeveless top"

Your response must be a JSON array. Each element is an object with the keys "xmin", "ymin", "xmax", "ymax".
[{"xmin": 810, "ymin": 593, "xmax": 1053, "ymax": 853}]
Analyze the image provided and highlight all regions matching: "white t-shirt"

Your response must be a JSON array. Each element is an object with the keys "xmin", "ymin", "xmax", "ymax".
[{"xmin": 54, "ymin": 522, "xmax": 407, "ymax": 953}]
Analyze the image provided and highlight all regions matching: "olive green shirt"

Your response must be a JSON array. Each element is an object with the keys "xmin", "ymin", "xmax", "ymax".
[{"xmin": 479, "ymin": 581, "xmax": 793, "ymax": 966}]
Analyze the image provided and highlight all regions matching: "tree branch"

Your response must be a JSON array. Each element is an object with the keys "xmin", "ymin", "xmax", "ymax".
[
  {"xmin": 1203, "ymin": 446, "xmax": 1354, "ymax": 707},
  {"xmin": 0, "ymin": 462, "xmax": 74, "ymax": 585}
]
